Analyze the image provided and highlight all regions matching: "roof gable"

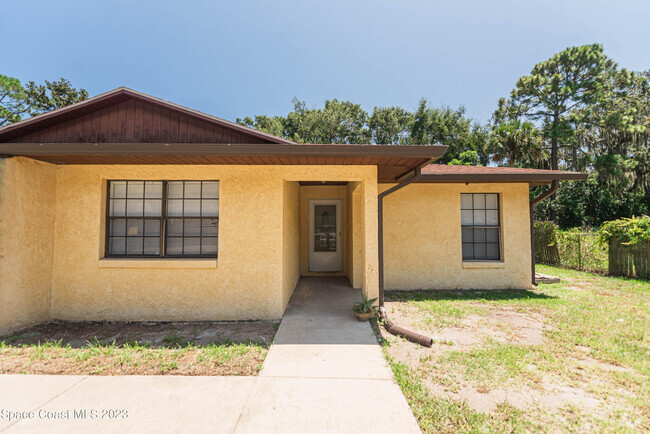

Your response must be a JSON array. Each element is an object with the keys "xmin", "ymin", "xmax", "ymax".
[{"xmin": 0, "ymin": 87, "xmax": 292, "ymax": 144}]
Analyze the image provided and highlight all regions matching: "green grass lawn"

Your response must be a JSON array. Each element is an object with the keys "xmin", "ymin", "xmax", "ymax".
[
  {"xmin": 0, "ymin": 321, "xmax": 275, "ymax": 376},
  {"xmin": 382, "ymin": 265, "xmax": 650, "ymax": 433}
]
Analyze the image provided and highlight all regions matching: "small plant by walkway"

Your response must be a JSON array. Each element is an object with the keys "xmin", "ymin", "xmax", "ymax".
[
  {"xmin": 0, "ymin": 321, "xmax": 277, "ymax": 376},
  {"xmin": 379, "ymin": 265, "xmax": 650, "ymax": 432}
]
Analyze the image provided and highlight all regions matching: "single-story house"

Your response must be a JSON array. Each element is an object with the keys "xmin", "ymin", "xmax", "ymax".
[{"xmin": 0, "ymin": 88, "xmax": 587, "ymax": 334}]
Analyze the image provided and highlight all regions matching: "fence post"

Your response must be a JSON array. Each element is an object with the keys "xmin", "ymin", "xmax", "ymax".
[{"xmin": 578, "ymin": 234, "xmax": 582, "ymax": 270}]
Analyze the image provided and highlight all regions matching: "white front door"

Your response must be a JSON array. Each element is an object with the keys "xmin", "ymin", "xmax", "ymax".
[{"xmin": 308, "ymin": 199, "xmax": 342, "ymax": 272}]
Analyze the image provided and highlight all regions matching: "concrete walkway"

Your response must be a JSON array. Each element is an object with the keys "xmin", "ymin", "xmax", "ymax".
[{"xmin": 0, "ymin": 278, "xmax": 419, "ymax": 433}]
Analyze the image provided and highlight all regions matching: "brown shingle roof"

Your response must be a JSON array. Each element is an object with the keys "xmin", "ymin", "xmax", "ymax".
[{"xmin": 419, "ymin": 164, "xmax": 588, "ymax": 186}]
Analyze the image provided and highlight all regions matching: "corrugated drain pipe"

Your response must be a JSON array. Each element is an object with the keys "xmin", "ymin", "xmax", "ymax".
[
  {"xmin": 378, "ymin": 168, "xmax": 433, "ymax": 347},
  {"xmin": 529, "ymin": 180, "xmax": 559, "ymax": 285}
]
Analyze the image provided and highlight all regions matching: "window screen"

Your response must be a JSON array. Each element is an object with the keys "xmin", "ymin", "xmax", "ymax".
[
  {"xmin": 461, "ymin": 193, "xmax": 500, "ymax": 261},
  {"xmin": 106, "ymin": 180, "xmax": 218, "ymax": 257}
]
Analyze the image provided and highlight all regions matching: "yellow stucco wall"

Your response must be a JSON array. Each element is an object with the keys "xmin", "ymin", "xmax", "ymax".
[
  {"xmin": 347, "ymin": 182, "xmax": 363, "ymax": 289},
  {"xmin": 282, "ymin": 181, "xmax": 300, "ymax": 309},
  {"xmin": 362, "ymin": 180, "xmax": 379, "ymax": 299},
  {"xmin": 46, "ymin": 164, "xmax": 377, "ymax": 322},
  {"xmin": 0, "ymin": 157, "xmax": 56, "ymax": 335},
  {"xmin": 380, "ymin": 182, "xmax": 532, "ymax": 290}
]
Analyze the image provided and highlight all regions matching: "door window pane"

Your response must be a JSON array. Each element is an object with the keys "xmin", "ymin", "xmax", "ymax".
[{"xmin": 314, "ymin": 205, "xmax": 336, "ymax": 252}]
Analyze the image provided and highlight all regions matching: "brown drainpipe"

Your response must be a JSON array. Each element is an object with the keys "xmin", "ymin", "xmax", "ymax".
[
  {"xmin": 529, "ymin": 180, "xmax": 559, "ymax": 285},
  {"xmin": 378, "ymin": 167, "xmax": 433, "ymax": 347}
]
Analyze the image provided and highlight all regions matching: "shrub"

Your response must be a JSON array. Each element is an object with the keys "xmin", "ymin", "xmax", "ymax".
[{"xmin": 598, "ymin": 216, "xmax": 650, "ymax": 246}]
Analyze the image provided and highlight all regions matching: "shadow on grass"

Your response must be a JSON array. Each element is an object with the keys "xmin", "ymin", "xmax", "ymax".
[{"xmin": 385, "ymin": 288, "xmax": 556, "ymax": 302}]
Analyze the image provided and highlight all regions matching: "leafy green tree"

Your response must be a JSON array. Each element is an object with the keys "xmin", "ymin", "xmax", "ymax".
[
  {"xmin": 236, "ymin": 114, "xmax": 285, "ymax": 138},
  {"xmin": 0, "ymin": 75, "xmax": 28, "ymax": 126},
  {"xmin": 504, "ymin": 44, "xmax": 619, "ymax": 171},
  {"xmin": 24, "ymin": 78, "xmax": 88, "ymax": 116},
  {"xmin": 448, "ymin": 150, "xmax": 480, "ymax": 165},
  {"xmin": 1, "ymin": 75, "xmax": 88, "ymax": 126},
  {"xmin": 282, "ymin": 98, "xmax": 370, "ymax": 144},
  {"xmin": 237, "ymin": 98, "xmax": 489, "ymax": 164},
  {"xmin": 573, "ymin": 70, "xmax": 649, "ymax": 193},
  {"xmin": 368, "ymin": 106, "xmax": 413, "ymax": 145},
  {"xmin": 410, "ymin": 100, "xmax": 484, "ymax": 163},
  {"xmin": 489, "ymin": 119, "xmax": 542, "ymax": 167}
]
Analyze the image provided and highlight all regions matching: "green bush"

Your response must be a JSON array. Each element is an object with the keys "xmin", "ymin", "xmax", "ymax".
[{"xmin": 598, "ymin": 216, "xmax": 650, "ymax": 246}]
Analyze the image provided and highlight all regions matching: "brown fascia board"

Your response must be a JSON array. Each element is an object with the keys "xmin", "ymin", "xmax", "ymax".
[
  {"xmin": 0, "ymin": 142, "xmax": 448, "ymax": 159},
  {"xmin": 0, "ymin": 87, "xmax": 295, "ymax": 145},
  {"xmin": 417, "ymin": 172, "xmax": 589, "ymax": 184}
]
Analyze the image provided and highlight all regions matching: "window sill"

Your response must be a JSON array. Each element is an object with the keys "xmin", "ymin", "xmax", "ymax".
[
  {"xmin": 98, "ymin": 258, "xmax": 217, "ymax": 269},
  {"xmin": 462, "ymin": 261, "xmax": 505, "ymax": 269}
]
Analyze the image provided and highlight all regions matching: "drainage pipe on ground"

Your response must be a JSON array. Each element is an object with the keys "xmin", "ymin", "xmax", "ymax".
[
  {"xmin": 529, "ymin": 179, "xmax": 559, "ymax": 286},
  {"xmin": 378, "ymin": 167, "xmax": 433, "ymax": 347}
]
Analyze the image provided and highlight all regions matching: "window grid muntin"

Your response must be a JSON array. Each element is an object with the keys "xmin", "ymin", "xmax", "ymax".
[
  {"xmin": 461, "ymin": 193, "xmax": 500, "ymax": 261},
  {"xmin": 106, "ymin": 180, "xmax": 218, "ymax": 258}
]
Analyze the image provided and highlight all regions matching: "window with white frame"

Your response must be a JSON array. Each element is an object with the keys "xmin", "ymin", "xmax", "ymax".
[
  {"xmin": 106, "ymin": 180, "xmax": 219, "ymax": 257},
  {"xmin": 461, "ymin": 193, "xmax": 500, "ymax": 261}
]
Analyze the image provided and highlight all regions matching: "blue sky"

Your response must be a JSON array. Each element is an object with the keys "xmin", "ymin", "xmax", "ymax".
[{"xmin": 3, "ymin": 1, "xmax": 649, "ymax": 125}]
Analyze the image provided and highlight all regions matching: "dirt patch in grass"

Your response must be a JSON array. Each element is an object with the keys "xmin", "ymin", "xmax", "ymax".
[
  {"xmin": 380, "ymin": 278, "xmax": 649, "ymax": 432},
  {"xmin": 0, "ymin": 320, "xmax": 278, "ymax": 376}
]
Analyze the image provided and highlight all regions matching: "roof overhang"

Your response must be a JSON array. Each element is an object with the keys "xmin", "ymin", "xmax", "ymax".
[
  {"xmin": 0, "ymin": 143, "xmax": 448, "ymax": 182},
  {"xmin": 418, "ymin": 166, "xmax": 588, "ymax": 186}
]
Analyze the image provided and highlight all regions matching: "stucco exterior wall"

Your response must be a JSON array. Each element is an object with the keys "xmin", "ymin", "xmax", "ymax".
[
  {"xmin": 48, "ymin": 165, "xmax": 377, "ymax": 322},
  {"xmin": 347, "ymin": 182, "xmax": 363, "ymax": 289},
  {"xmin": 380, "ymin": 182, "xmax": 532, "ymax": 290},
  {"xmin": 0, "ymin": 157, "xmax": 56, "ymax": 335},
  {"xmin": 282, "ymin": 181, "xmax": 300, "ymax": 310}
]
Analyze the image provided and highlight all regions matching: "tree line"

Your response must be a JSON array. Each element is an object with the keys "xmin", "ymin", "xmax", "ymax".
[
  {"xmin": 238, "ymin": 44, "xmax": 649, "ymax": 227},
  {"xmin": 2, "ymin": 44, "xmax": 648, "ymax": 228}
]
